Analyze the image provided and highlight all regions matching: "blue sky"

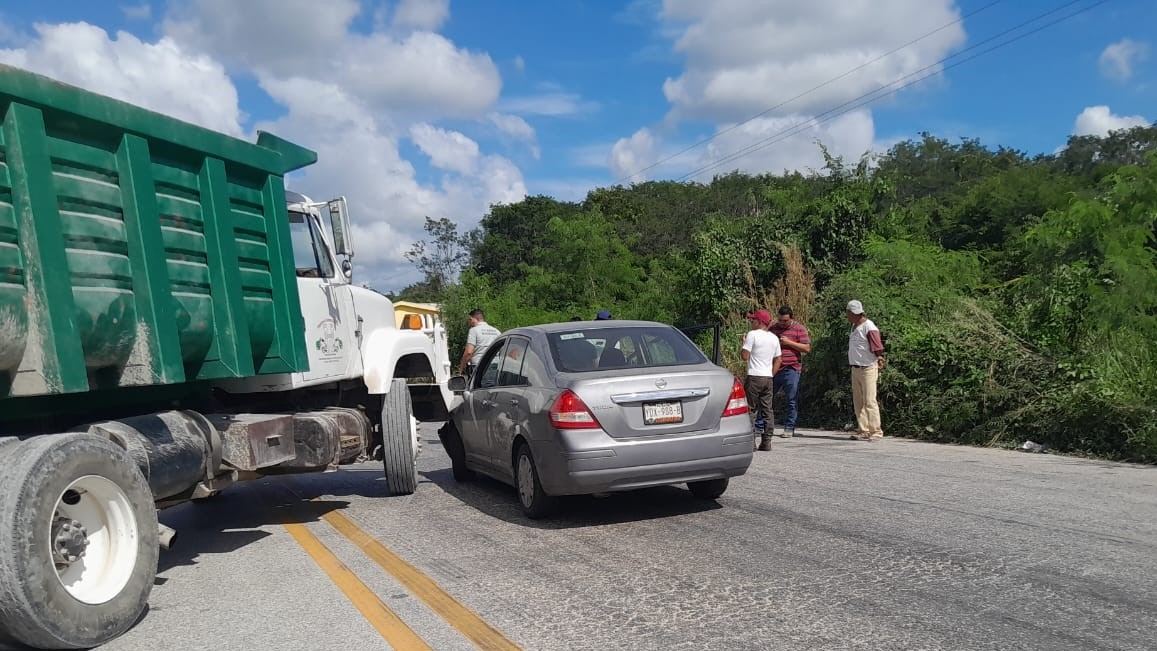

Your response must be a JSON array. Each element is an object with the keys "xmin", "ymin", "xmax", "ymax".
[{"xmin": 0, "ymin": 0, "xmax": 1152, "ymax": 291}]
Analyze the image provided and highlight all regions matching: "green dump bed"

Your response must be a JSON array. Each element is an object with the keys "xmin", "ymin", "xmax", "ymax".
[{"xmin": 0, "ymin": 65, "xmax": 313, "ymax": 398}]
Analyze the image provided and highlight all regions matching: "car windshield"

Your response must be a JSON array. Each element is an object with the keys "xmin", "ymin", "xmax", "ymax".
[{"xmin": 547, "ymin": 326, "xmax": 708, "ymax": 373}]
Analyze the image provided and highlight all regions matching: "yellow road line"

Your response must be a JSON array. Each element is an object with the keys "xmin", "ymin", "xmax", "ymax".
[
  {"xmin": 321, "ymin": 509, "xmax": 523, "ymax": 651},
  {"xmin": 282, "ymin": 522, "xmax": 434, "ymax": 651}
]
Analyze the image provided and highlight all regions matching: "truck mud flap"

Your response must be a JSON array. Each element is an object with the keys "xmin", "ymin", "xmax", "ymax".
[{"xmin": 409, "ymin": 383, "xmax": 450, "ymax": 421}]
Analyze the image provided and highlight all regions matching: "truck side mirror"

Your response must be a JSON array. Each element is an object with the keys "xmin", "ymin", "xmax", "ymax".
[{"xmin": 327, "ymin": 197, "xmax": 353, "ymax": 258}]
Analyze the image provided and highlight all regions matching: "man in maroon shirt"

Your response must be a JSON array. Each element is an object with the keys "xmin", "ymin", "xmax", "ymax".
[{"xmin": 769, "ymin": 305, "xmax": 811, "ymax": 437}]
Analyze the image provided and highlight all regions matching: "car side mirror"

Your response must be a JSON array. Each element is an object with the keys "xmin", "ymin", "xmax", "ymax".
[{"xmin": 448, "ymin": 375, "xmax": 468, "ymax": 393}]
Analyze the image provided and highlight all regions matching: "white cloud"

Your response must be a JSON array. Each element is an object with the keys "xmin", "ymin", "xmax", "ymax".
[
  {"xmin": 164, "ymin": 0, "xmax": 361, "ymax": 76},
  {"xmin": 0, "ymin": 22, "xmax": 243, "ymax": 135},
  {"xmin": 697, "ymin": 110, "xmax": 877, "ymax": 180},
  {"xmin": 120, "ymin": 3, "xmax": 152, "ymax": 21},
  {"xmin": 499, "ymin": 91, "xmax": 598, "ymax": 117},
  {"xmin": 658, "ymin": 0, "xmax": 965, "ymax": 122},
  {"xmin": 257, "ymin": 76, "xmax": 526, "ymax": 290},
  {"xmin": 609, "ymin": 111, "xmax": 879, "ymax": 183},
  {"xmin": 165, "ymin": 0, "xmax": 500, "ymax": 119},
  {"xmin": 1099, "ymin": 39, "xmax": 1148, "ymax": 82},
  {"xmin": 513, "ymin": 55, "xmax": 526, "ymax": 73},
  {"xmin": 488, "ymin": 113, "xmax": 535, "ymax": 141},
  {"xmin": 154, "ymin": 0, "xmax": 525, "ymax": 291},
  {"xmin": 1072, "ymin": 105, "xmax": 1150, "ymax": 137},
  {"xmin": 342, "ymin": 32, "xmax": 501, "ymax": 118},
  {"xmin": 610, "ymin": 128, "xmax": 659, "ymax": 182},
  {"xmin": 599, "ymin": 0, "xmax": 964, "ymax": 182},
  {"xmin": 391, "ymin": 0, "xmax": 450, "ymax": 32},
  {"xmin": 410, "ymin": 123, "xmax": 481, "ymax": 175},
  {"xmin": 488, "ymin": 112, "xmax": 539, "ymax": 158}
]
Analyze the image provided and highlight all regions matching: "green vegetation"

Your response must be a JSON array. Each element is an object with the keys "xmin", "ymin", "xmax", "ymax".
[{"xmin": 401, "ymin": 127, "xmax": 1157, "ymax": 463}]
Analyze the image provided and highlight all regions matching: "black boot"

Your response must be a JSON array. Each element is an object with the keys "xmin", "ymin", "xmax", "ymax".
[{"xmin": 758, "ymin": 433, "xmax": 773, "ymax": 451}]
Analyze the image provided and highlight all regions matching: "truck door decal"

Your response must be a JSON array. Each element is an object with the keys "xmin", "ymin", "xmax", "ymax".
[{"xmin": 313, "ymin": 318, "xmax": 345, "ymax": 362}]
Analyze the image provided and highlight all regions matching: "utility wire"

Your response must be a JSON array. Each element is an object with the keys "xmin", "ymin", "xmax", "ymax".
[
  {"xmin": 615, "ymin": 0, "xmax": 1005, "ymax": 184},
  {"xmin": 676, "ymin": 0, "xmax": 1107, "ymax": 182}
]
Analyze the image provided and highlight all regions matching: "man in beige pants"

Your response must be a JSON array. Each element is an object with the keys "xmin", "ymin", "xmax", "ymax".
[{"xmin": 845, "ymin": 300, "xmax": 885, "ymax": 440}]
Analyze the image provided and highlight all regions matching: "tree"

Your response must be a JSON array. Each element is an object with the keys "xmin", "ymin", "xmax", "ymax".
[
  {"xmin": 1053, "ymin": 124, "xmax": 1157, "ymax": 179},
  {"xmin": 471, "ymin": 196, "xmax": 582, "ymax": 282},
  {"xmin": 517, "ymin": 208, "xmax": 644, "ymax": 312},
  {"xmin": 403, "ymin": 217, "xmax": 479, "ymax": 296}
]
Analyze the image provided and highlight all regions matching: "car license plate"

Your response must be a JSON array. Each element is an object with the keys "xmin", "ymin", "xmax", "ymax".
[{"xmin": 643, "ymin": 401, "xmax": 683, "ymax": 425}]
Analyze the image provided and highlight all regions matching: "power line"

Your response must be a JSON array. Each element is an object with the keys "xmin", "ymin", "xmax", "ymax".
[
  {"xmin": 615, "ymin": 0, "xmax": 1005, "ymax": 184},
  {"xmin": 676, "ymin": 0, "xmax": 1107, "ymax": 183}
]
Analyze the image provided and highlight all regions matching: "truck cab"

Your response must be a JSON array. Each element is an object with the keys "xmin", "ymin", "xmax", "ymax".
[{"xmin": 217, "ymin": 190, "xmax": 454, "ymax": 422}]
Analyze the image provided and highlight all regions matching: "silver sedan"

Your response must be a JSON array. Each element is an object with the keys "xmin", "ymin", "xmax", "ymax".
[{"xmin": 438, "ymin": 321, "xmax": 754, "ymax": 518}]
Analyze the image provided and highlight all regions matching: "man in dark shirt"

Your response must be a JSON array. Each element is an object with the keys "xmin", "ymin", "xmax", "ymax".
[{"xmin": 769, "ymin": 305, "xmax": 811, "ymax": 437}]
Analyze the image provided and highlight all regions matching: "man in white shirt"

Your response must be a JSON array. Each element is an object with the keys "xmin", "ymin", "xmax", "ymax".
[
  {"xmin": 845, "ymin": 300, "xmax": 885, "ymax": 441},
  {"xmin": 458, "ymin": 308, "xmax": 501, "ymax": 377},
  {"xmin": 741, "ymin": 309, "xmax": 782, "ymax": 451}
]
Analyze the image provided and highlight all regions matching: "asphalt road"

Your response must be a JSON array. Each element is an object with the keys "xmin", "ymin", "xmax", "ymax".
[{"xmin": 7, "ymin": 426, "xmax": 1155, "ymax": 651}]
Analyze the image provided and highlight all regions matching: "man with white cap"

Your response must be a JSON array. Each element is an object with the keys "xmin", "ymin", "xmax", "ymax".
[{"xmin": 845, "ymin": 300, "xmax": 885, "ymax": 441}]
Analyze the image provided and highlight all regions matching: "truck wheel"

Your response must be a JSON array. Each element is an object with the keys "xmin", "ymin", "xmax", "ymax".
[
  {"xmin": 381, "ymin": 378, "xmax": 419, "ymax": 495},
  {"xmin": 0, "ymin": 434, "xmax": 159, "ymax": 649}
]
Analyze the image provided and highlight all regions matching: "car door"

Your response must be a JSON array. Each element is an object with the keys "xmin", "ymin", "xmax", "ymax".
[
  {"xmin": 458, "ymin": 338, "xmax": 509, "ymax": 469},
  {"xmin": 487, "ymin": 336, "xmax": 531, "ymax": 478}
]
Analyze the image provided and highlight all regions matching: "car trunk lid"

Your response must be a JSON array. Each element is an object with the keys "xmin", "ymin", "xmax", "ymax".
[{"xmin": 566, "ymin": 367, "xmax": 731, "ymax": 438}]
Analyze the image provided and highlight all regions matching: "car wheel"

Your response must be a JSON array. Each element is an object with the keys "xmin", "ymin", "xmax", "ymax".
[
  {"xmin": 514, "ymin": 442, "xmax": 556, "ymax": 519},
  {"xmin": 437, "ymin": 423, "xmax": 474, "ymax": 482},
  {"xmin": 688, "ymin": 478, "xmax": 729, "ymax": 500}
]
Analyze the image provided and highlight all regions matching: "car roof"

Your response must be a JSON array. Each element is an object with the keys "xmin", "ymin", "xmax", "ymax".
[{"xmin": 502, "ymin": 320, "xmax": 673, "ymax": 337}]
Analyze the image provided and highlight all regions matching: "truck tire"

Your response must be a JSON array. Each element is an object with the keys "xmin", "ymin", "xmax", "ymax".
[
  {"xmin": 0, "ymin": 433, "xmax": 159, "ymax": 649},
  {"xmin": 381, "ymin": 379, "xmax": 419, "ymax": 495}
]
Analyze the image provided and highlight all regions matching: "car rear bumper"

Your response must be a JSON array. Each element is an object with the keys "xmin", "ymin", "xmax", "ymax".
[{"xmin": 532, "ymin": 415, "xmax": 754, "ymax": 495}]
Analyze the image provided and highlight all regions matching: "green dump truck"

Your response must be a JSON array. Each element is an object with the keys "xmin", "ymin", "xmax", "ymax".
[{"xmin": 0, "ymin": 65, "xmax": 455, "ymax": 649}]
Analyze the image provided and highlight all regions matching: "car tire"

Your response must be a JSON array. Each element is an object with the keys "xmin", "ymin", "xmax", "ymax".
[
  {"xmin": 381, "ymin": 379, "xmax": 419, "ymax": 496},
  {"xmin": 688, "ymin": 478, "xmax": 729, "ymax": 500},
  {"xmin": 514, "ymin": 442, "xmax": 556, "ymax": 519},
  {"xmin": 437, "ymin": 423, "xmax": 474, "ymax": 482},
  {"xmin": 0, "ymin": 433, "xmax": 159, "ymax": 649}
]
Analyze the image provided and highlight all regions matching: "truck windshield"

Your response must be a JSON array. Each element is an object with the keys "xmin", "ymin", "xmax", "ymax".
[{"xmin": 289, "ymin": 211, "xmax": 334, "ymax": 278}]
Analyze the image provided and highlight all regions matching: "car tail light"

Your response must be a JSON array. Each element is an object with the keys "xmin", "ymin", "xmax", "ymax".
[
  {"xmin": 722, "ymin": 378, "xmax": 748, "ymax": 417},
  {"xmin": 550, "ymin": 389, "xmax": 601, "ymax": 429}
]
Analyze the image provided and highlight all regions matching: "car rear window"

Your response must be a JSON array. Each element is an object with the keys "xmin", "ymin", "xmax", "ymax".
[{"xmin": 547, "ymin": 326, "xmax": 708, "ymax": 373}]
